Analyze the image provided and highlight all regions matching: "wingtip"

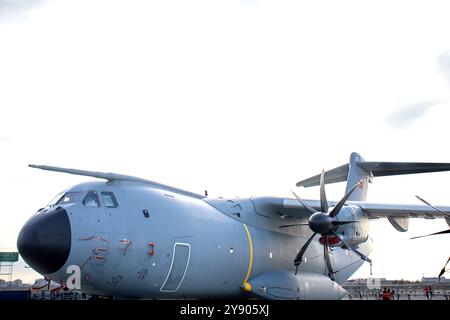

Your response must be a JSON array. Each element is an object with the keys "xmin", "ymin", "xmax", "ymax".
[{"xmin": 29, "ymin": 164, "xmax": 45, "ymax": 169}]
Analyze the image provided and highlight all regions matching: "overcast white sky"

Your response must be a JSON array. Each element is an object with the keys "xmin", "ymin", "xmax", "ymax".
[{"xmin": 1, "ymin": 0, "xmax": 450, "ymax": 283}]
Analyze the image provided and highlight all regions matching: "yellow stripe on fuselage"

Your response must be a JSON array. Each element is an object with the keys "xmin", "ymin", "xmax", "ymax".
[{"xmin": 242, "ymin": 223, "xmax": 253, "ymax": 291}]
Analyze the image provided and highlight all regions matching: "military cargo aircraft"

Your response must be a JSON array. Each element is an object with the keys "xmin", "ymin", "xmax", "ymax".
[{"xmin": 17, "ymin": 152, "xmax": 450, "ymax": 299}]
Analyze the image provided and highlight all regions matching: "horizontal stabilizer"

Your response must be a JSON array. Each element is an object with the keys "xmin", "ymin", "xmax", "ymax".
[
  {"xmin": 296, "ymin": 164, "xmax": 349, "ymax": 187},
  {"xmin": 359, "ymin": 162, "xmax": 450, "ymax": 177},
  {"xmin": 297, "ymin": 160, "xmax": 450, "ymax": 187}
]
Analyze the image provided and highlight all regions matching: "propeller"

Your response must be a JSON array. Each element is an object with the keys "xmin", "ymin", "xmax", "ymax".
[
  {"xmin": 411, "ymin": 195, "xmax": 450, "ymax": 278},
  {"xmin": 411, "ymin": 195, "xmax": 450, "ymax": 240},
  {"xmin": 438, "ymin": 257, "xmax": 449, "ymax": 278},
  {"xmin": 291, "ymin": 169, "xmax": 371, "ymax": 280},
  {"xmin": 410, "ymin": 229, "xmax": 450, "ymax": 239},
  {"xmin": 415, "ymin": 195, "xmax": 450, "ymax": 218}
]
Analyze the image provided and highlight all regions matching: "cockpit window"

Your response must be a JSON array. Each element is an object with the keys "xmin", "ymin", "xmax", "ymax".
[
  {"xmin": 56, "ymin": 191, "xmax": 82, "ymax": 205},
  {"xmin": 83, "ymin": 191, "xmax": 100, "ymax": 208},
  {"xmin": 101, "ymin": 192, "xmax": 119, "ymax": 208},
  {"xmin": 47, "ymin": 191, "xmax": 65, "ymax": 207}
]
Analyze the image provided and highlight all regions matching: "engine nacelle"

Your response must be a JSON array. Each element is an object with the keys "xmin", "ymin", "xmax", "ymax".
[
  {"xmin": 333, "ymin": 205, "xmax": 369, "ymax": 247},
  {"xmin": 246, "ymin": 270, "xmax": 347, "ymax": 300}
]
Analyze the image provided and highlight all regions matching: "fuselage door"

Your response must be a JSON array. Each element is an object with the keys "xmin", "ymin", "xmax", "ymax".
[{"xmin": 160, "ymin": 242, "xmax": 191, "ymax": 292}]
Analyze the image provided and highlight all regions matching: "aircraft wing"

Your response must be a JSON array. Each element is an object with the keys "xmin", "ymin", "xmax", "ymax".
[
  {"xmin": 281, "ymin": 198, "xmax": 450, "ymax": 219},
  {"xmin": 251, "ymin": 197, "xmax": 450, "ymax": 228},
  {"xmin": 347, "ymin": 201, "xmax": 450, "ymax": 219}
]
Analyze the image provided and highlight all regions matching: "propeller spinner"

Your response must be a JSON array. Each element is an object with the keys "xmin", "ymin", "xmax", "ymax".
[{"xmin": 291, "ymin": 170, "xmax": 371, "ymax": 280}]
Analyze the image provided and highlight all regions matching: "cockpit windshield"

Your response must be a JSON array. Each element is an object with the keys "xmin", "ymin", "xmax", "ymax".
[
  {"xmin": 47, "ymin": 191, "xmax": 83, "ymax": 207},
  {"xmin": 57, "ymin": 191, "xmax": 82, "ymax": 205},
  {"xmin": 47, "ymin": 191, "xmax": 65, "ymax": 207}
]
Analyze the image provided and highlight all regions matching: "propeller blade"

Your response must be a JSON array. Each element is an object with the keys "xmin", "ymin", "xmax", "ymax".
[
  {"xmin": 332, "ymin": 230, "xmax": 372, "ymax": 263},
  {"xmin": 294, "ymin": 232, "xmax": 317, "ymax": 274},
  {"xmin": 438, "ymin": 267, "xmax": 446, "ymax": 278},
  {"xmin": 410, "ymin": 229, "xmax": 450, "ymax": 239},
  {"xmin": 279, "ymin": 223, "xmax": 310, "ymax": 228},
  {"xmin": 332, "ymin": 220, "xmax": 363, "ymax": 226},
  {"xmin": 323, "ymin": 237, "xmax": 335, "ymax": 281},
  {"xmin": 438, "ymin": 257, "xmax": 450, "ymax": 278},
  {"xmin": 291, "ymin": 190, "xmax": 317, "ymax": 215},
  {"xmin": 328, "ymin": 179, "xmax": 362, "ymax": 218},
  {"xmin": 416, "ymin": 195, "xmax": 450, "ymax": 218},
  {"xmin": 320, "ymin": 169, "xmax": 328, "ymax": 213}
]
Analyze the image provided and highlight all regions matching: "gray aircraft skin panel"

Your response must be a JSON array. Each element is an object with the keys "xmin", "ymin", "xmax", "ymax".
[{"xmin": 18, "ymin": 153, "xmax": 450, "ymax": 299}]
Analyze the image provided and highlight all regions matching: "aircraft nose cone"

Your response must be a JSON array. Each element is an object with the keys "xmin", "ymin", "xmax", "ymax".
[{"xmin": 17, "ymin": 207, "xmax": 71, "ymax": 275}]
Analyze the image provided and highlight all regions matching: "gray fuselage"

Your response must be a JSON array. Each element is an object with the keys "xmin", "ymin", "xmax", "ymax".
[{"xmin": 23, "ymin": 180, "xmax": 372, "ymax": 298}]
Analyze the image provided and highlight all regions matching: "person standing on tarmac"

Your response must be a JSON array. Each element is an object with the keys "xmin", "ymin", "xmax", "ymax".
[
  {"xmin": 382, "ymin": 288, "xmax": 390, "ymax": 301},
  {"xmin": 424, "ymin": 287, "xmax": 430, "ymax": 300}
]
